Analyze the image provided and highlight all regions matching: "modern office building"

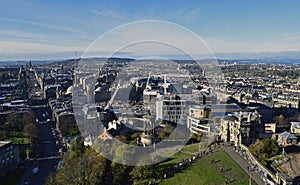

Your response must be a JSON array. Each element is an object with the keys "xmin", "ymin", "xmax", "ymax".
[{"xmin": 187, "ymin": 105, "xmax": 211, "ymax": 134}]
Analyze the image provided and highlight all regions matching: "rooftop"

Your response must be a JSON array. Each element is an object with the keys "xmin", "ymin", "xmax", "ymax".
[
  {"xmin": 278, "ymin": 131, "xmax": 297, "ymax": 139},
  {"xmin": 0, "ymin": 140, "xmax": 11, "ymax": 148},
  {"xmin": 291, "ymin": 122, "xmax": 300, "ymax": 128}
]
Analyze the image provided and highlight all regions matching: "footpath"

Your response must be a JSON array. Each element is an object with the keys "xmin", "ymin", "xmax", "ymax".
[{"xmin": 224, "ymin": 146, "xmax": 265, "ymax": 185}]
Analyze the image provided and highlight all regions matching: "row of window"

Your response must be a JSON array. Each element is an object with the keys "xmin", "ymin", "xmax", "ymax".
[
  {"xmin": 0, "ymin": 145, "xmax": 14, "ymax": 156},
  {"xmin": 0, "ymin": 154, "xmax": 15, "ymax": 168}
]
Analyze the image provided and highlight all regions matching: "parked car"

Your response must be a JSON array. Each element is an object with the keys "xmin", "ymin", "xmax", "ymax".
[
  {"xmin": 32, "ymin": 167, "xmax": 39, "ymax": 175},
  {"xmin": 57, "ymin": 160, "xmax": 63, "ymax": 170}
]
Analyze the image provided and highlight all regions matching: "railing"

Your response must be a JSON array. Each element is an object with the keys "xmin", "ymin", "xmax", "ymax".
[{"xmin": 239, "ymin": 144, "xmax": 277, "ymax": 183}]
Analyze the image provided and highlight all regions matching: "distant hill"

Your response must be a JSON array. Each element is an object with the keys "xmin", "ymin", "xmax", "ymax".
[{"xmin": 2, "ymin": 51, "xmax": 300, "ymax": 66}]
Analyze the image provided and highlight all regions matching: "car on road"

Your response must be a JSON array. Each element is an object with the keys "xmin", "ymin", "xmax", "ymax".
[
  {"xmin": 57, "ymin": 160, "xmax": 63, "ymax": 170},
  {"xmin": 32, "ymin": 167, "xmax": 39, "ymax": 175}
]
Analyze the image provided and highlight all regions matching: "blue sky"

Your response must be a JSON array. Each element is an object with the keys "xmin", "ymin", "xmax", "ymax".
[{"xmin": 1, "ymin": 0, "xmax": 300, "ymax": 60}]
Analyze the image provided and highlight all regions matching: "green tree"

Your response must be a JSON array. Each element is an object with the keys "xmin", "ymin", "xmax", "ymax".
[
  {"xmin": 71, "ymin": 138, "xmax": 85, "ymax": 155},
  {"xmin": 23, "ymin": 111, "xmax": 38, "ymax": 142},
  {"xmin": 5, "ymin": 113, "xmax": 23, "ymax": 133},
  {"xmin": 46, "ymin": 146, "xmax": 106, "ymax": 185},
  {"xmin": 111, "ymin": 162, "xmax": 132, "ymax": 185},
  {"xmin": 249, "ymin": 138, "xmax": 281, "ymax": 165},
  {"xmin": 158, "ymin": 125, "xmax": 174, "ymax": 140},
  {"xmin": 112, "ymin": 142, "xmax": 137, "ymax": 165},
  {"xmin": 275, "ymin": 114, "xmax": 285, "ymax": 125},
  {"xmin": 130, "ymin": 164, "xmax": 157, "ymax": 185},
  {"xmin": 58, "ymin": 115, "xmax": 77, "ymax": 136}
]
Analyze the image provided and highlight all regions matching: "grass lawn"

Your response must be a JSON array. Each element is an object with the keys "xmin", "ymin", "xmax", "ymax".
[
  {"xmin": 157, "ymin": 151, "xmax": 192, "ymax": 173},
  {"xmin": 5, "ymin": 137, "xmax": 29, "ymax": 144},
  {"xmin": 1, "ymin": 168, "xmax": 25, "ymax": 185},
  {"xmin": 157, "ymin": 143, "xmax": 209, "ymax": 172},
  {"xmin": 181, "ymin": 143, "xmax": 201, "ymax": 153},
  {"xmin": 159, "ymin": 151, "xmax": 256, "ymax": 185}
]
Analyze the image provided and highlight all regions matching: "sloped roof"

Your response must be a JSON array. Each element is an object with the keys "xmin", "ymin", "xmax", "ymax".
[
  {"xmin": 278, "ymin": 131, "xmax": 297, "ymax": 139},
  {"xmin": 291, "ymin": 122, "xmax": 300, "ymax": 128}
]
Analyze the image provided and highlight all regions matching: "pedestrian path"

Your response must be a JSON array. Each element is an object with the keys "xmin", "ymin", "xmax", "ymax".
[{"xmin": 224, "ymin": 146, "xmax": 265, "ymax": 185}]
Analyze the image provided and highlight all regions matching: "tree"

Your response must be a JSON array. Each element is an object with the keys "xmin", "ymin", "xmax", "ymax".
[
  {"xmin": 5, "ymin": 113, "xmax": 23, "ymax": 133},
  {"xmin": 112, "ymin": 142, "xmax": 137, "ymax": 165},
  {"xmin": 71, "ymin": 138, "xmax": 85, "ymax": 155},
  {"xmin": 274, "ymin": 114, "xmax": 285, "ymax": 125},
  {"xmin": 111, "ymin": 162, "xmax": 132, "ymax": 185},
  {"xmin": 130, "ymin": 164, "xmax": 157, "ymax": 185},
  {"xmin": 46, "ymin": 146, "xmax": 106, "ymax": 185},
  {"xmin": 158, "ymin": 125, "xmax": 174, "ymax": 140},
  {"xmin": 58, "ymin": 115, "xmax": 77, "ymax": 136},
  {"xmin": 190, "ymin": 132, "xmax": 203, "ymax": 143},
  {"xmin": 23, "ymin": 111, "xmax": 38, "ymax": 140},
  {"xmin": 249, "ymin": 138, "xmax": 281, "ymax": 165}
]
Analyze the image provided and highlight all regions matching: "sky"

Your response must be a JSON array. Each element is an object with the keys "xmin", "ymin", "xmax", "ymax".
[{"xmin": 1, "ymin": 0, "xmax": 300, "ymax": 60}]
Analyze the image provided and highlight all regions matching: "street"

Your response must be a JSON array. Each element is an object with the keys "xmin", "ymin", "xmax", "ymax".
[
  {"xmin": 17, "ymin": 118, "xmax": 62, "ymax": 185},
  {"xmin": 17, "ymin": 69, "xmax": 63, "ymax": 185}
]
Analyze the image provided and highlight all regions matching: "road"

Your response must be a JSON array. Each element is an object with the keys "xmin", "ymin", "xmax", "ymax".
[
  {"xmin": 17, "ymin": 107, "xmax": 63, "ymax": 185},
  {"xmin": 17, "ymin": 68, "xmax": 64, "ymax": 185},
  {"xmin": 15, "ymin": 67, "xmax": 63, "ymax": 185}
]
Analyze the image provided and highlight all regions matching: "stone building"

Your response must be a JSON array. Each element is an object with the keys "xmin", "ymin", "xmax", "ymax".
[
  {"xmin": 219, "ymin": 110, "xmax": 261, "ymax": 146},
  {"xmin": 290, "ymin": 122, "xmax": 300, "ymax": 135},
  {"xmin": 0, "ymin": 141, "xmax": 20, "ymax": 178}
]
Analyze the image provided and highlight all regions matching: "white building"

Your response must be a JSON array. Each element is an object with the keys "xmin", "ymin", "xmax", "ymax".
[
  {"xmin": 187, "ymin": 105, "xmax": 211, "ymax": 134},
  {"xmin": 156, "ymin": 95, "xmax": 183, "ymax": 124}
]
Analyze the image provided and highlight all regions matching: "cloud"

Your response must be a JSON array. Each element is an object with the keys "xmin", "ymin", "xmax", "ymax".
[
  {"xmin": 168, "ymin": 7, "xmax": 202, "ymax": 24},
  {"xmin": 205, "ymin": 37, "xmax": 300, "ymax": 53},
  {"xmin": 1, "ymin": 19, "xmax": 300, "ymax": 60},
  {"xmin": 0, "ymin": 16, "xmax": 85, "ymax": 34},
  {"xmin": 0, "ymin": 28, "xmax": 48, "ymax": 41},
  {"xmin": 132, "ymin": 6, "xmax": 202, "ymax": 24},
  {"xmin": 0, "ymin": 28, "xmax": 93, "ymax": 45},
  {"xmin": 82, "ymin": 20, "xmax": 215, "ymax": 59},
  {"xmin": 0, "ymin": 41, "xmax": 84, "ymax": 55},
  {"xmin": 90, "ymin": 8, "xmax": 123, "ymax": 19}
]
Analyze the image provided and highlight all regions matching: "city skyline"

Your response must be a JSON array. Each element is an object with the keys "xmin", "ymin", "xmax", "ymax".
[{"xmin": 1, "ymin": 0, "xmax": 300, "ymax": 60}]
